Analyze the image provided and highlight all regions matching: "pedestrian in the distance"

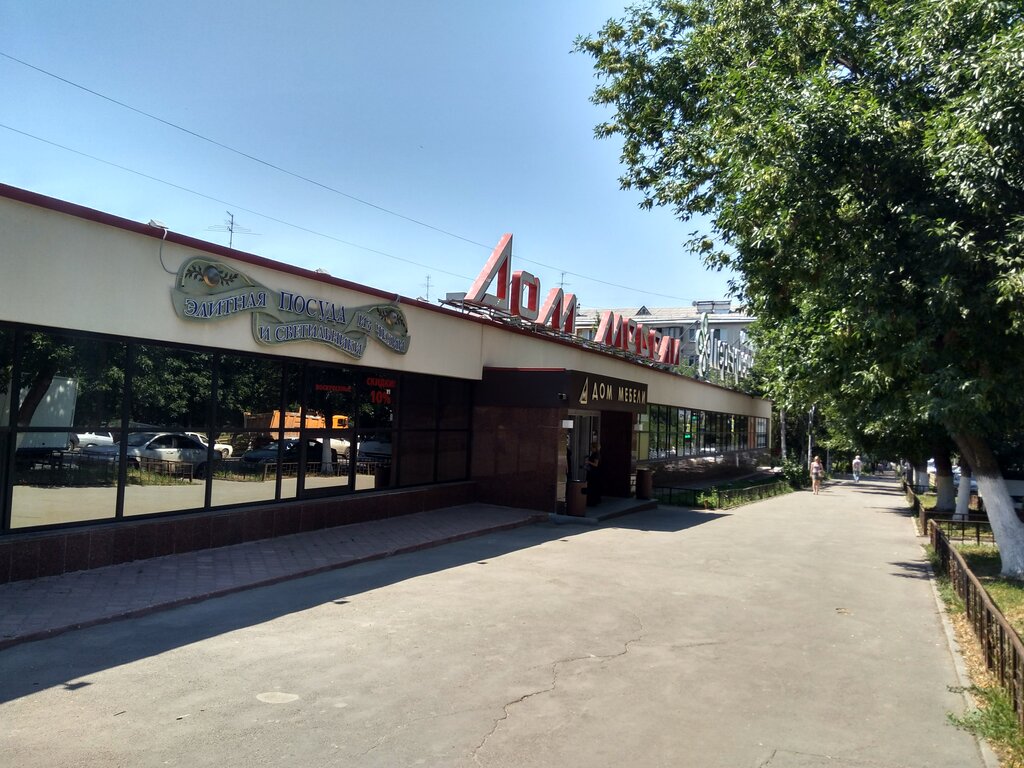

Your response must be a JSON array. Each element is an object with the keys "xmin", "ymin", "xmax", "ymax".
[
  {"xmin": 852, "ymin": 454, "xmax": 862, "ymax": 483},
  {"xmin": 811, "ymin": 455, "xmax": 824, "ymax": 495}
]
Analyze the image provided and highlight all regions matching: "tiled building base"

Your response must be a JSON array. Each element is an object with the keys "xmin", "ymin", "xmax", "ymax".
[{"xmin": 0, "ymin": 482, "xmax": 475, "ymax": 584}]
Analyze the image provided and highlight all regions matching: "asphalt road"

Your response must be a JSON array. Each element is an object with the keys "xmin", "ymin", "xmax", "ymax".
[{"xmin": 0, "ymin": 478, "xmax": 991, "ymax": 767}]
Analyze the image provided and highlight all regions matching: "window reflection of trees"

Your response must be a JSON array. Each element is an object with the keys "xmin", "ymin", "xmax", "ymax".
[{"xmin": 2, "ymin": 325, "xmax": 473, "ymax": 532}]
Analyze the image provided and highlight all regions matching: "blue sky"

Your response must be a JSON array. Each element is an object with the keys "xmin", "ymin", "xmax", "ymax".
[{"xmin": 0, "ymin": 1, "xmax": 736, "ymax": 310}]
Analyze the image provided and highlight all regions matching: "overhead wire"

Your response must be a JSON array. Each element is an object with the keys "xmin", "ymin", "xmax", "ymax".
[
  {"xmin": 0, "ymin": 123, "xmax": 474, "ymax": 281},
  {"xmin": 0, "ymin": 51, "xmax": 701, "ymax": 303}
]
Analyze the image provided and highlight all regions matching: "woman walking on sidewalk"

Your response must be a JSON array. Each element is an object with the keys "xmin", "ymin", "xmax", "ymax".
[{"xmin": 811, "ymin": 455, "xmax": 824, "ymax": 495}]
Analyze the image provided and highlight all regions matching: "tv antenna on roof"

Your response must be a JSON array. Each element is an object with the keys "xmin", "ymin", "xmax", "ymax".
[{"xmin": 207, "ymin": 211, "xmax": 260, "ymax": 249}]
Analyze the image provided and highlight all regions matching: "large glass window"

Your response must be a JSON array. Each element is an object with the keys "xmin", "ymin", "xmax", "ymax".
[
  {"xmin": 123, "ymin": 344, "xmax": 212, "ymax": 517},
  {"xmin": 354, "ymin": 371, "xmax": 396, "ymax": 490},
  {"xmin": 300, "ymin": 364, "xmax": 356, "ymax": 496},
  {"xmin": 1, "ymin": 326, "xmax": 13, "ymax": 527},
  {"xmin": 0, "ymin": 325, "xmax": 473, "ymax": 533},
  {"xmin": 9, "ymin": 331, "xmax": 125, "ymax": 528},
  {"xmin": 438, "ymin": 378, "xmax": 471, "ymax": 430},
  {"xmin": 212, "ymin": 352, "xmax": 285, "ymax": 507}
]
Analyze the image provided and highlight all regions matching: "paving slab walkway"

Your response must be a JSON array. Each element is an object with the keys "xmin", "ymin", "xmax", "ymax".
[{"xmin": 0, "ymin": 503, "xmax": 545, "ymax": 648}]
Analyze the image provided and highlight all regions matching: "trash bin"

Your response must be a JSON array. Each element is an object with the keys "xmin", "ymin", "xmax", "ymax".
[
  {"xmin": 374, "ymin": 463, "xmax": 391, "ymax": 489},
  {"xmin": 636, "ymin": 468, "xmax": 653, "ymax": 500},
  {"xmin": 566, "ymin": 479, "xmax": 587, "ymax": 516}
]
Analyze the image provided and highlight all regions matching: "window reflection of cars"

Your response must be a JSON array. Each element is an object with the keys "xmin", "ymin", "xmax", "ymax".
[
  {"xmin": 82, "ymin": 432, "xmax": 212, "ymax": 476},
  {"xmin": 69, "ymin": 430, "xmax": 115, "ymax": 449},
  {"xmin": 185, "ymin": 432, "xmax": 233, "ymax": 458},
  {"xmin": 241, "ymin": 438, "xmax": 339, "ymax": 465},
  {"xmin": 357, "ymin": 438, "xmax": 392, "ymax": 461}
]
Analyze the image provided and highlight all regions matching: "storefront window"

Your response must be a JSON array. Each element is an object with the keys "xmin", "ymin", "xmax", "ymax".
[
  {"xmin": 0, "ymin": 326, "xmax": 10, "ymax": 524},
  {"xmin": 0, "ymin": 324, "xmax": 473, "ymax": 533},
  {"xmin": 10, "ymin": 331, "xmax": 124, "ymax": 528},
  {"xmin": 399, "ymin": 374, "xmax": 437, "ymax": 430},
  {"xmin": 437, "ymin": 432, "xmax": 469, "ymax": 482},
  {"xmin": 397, "ymin": 431, "xmax": 435, "ymax": 486},
  {"xmin": 131, "ymin": 344, "xmax": 212, "ymax": 430},
  {"xmin": 301, "ymin": 364, "xmax": 355, "ymax": 496},
  {"xmin": 212, "ymin": 353, "xmax": 285, "ymax": 507},
  {"xmin": 438, "ymin": 379, "xmax": 471, "ymax": 430},
  {"xmin": 123, "ymin": 343, "xmax": 213, "ymax": 517}
]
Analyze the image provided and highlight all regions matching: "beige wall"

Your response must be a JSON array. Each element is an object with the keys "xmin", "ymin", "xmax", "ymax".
[
  {"xmin": 0, "ymin": 196, "xmax": 483, "ymax": 380},
  {"xmin": 0, "ymin": 191, "xmax": 771, "ymax": 422}
]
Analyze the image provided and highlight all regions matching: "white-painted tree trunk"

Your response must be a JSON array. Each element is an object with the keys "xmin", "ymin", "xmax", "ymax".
[
  {"xmin": 912, "ymin": 462, "xmax": 928, "ymax": 494},
  {"xmin": 954, "ymin": 432, "xmax": 1024, "ymax": 579},
  {"xmin": 934, "ymin": 473, "xmax": 955, "ymax": 512},
  {"xmin": 954, "ymin": 471, "xmax": 971, "ymax": 521},
  {"xmin": 780, "ymin": 409, "xmax": 787, "ymax": 463},
  {"xmin": 975, "ymin": 472, "xmax": 1024, "ymax": 577}
]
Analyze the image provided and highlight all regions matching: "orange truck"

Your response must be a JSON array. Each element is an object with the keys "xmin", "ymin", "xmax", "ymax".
[{"xmin": 243, "ymin": 411, "xmax": 348, "ymax": 439}]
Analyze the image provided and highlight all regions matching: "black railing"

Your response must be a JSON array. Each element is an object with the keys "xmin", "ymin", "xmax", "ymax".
[
  {"xmin": 930, "ymin": 521, "xmax": 1024, "ymax": 730},
  {"xmin": 931, "ymin": 517, "xmax": 996, "ymax": 546},
  {"xmin": 653, "ymin": 480, "xmax": 790, "ymax": 510}
]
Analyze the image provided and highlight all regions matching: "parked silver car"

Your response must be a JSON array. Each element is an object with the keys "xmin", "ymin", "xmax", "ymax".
[
  {"xmin": 69, "ymin": 430, "xmax": 115, "ymax": 449},
  {"xmin": 83, "ymin": 432, "xmax": 212, "ymax": 476}
]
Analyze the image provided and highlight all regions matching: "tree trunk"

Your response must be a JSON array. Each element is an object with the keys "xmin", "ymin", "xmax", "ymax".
[
  {"xmin": 954, "ymin": 432, "xmax": 1024, "ymax": 578},
  {"xmin": 16, "ymin": 367, "xmax": 57, "ymax": 427},
  {"xmin": 954, "ymin": 460, "xmax": 972, "ymax": 521},
  {"xmin": 779, "ymin": 409, "xmax": 787, "ymax": 463},
  {"xmin": 912, "ymin": 462, "xmax": 928, "ymax": 495},
  {"xmin": 933, "ymin": 452, "xmax": 955, "ymax": 513},
  {"xmin": 806, "ymin": 405, "xmax": 814, "ymax": 469}
]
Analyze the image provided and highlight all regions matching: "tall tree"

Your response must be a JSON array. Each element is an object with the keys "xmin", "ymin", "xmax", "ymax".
[{"xmin": 578, "ymin": 0, "xmax": 1024, "ymax": 574}]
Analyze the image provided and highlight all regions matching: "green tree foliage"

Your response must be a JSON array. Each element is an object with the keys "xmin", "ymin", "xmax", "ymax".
[{"xmin": 578, "ymin": 0, "xmax": 1024, "ymax": 574}]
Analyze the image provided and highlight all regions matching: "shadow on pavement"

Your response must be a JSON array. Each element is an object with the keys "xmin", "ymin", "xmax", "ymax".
[
  {"xmin": 0, "ymin": 505, "xmax": 721, "ymax": 704},
  {"xmin": 889, "ymin": 560, "xmax": 934, "ymax": 580},
  {"xmin": 606, "ymin": 506, "xmax": 729, "ymax": 532}
]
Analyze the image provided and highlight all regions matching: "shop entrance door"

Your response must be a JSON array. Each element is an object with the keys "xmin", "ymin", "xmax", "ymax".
[{"xmin": 567, "ymin": 412, "xmax": 600, "ymax": 482}]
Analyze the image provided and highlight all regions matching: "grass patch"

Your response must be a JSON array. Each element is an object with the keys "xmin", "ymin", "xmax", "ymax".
[
  {"xmin": 956, "ymin": 546, "xmax": 1024, "ymax": 638},
  {"xmin": 948, "ymin": 685, "xmax": 1024, "ymax": 767},
  {"xmin": 929, "ymin": 543, "xmax": 1024, "ymax": 764}
]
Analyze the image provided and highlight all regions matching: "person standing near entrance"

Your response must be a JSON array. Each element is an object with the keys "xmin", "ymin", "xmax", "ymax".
[
  {"xmin": 586, "ymin": 442, "xmax": 602, "ymax": 507},
  {"xmin": 852, "ymin": 455, "xmax": 862, "ymax": 483},
  {"xmin": 811, "ymin": 455, "xmax": 824, "ymax": 495}
]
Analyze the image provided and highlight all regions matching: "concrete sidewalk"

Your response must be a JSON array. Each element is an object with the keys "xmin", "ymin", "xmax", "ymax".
[
  {"xmin": 0, "ymin": 503, "xmax": 546, "ymax": 648},
  {"xmin": 0, "ymin": 477, "xmax": 998, "ymax": 767}
]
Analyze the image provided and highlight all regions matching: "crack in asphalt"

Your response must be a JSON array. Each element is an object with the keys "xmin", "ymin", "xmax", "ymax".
[{"xmin": 472, "ymin": 613, "xmax": 646, "ymax": 765}]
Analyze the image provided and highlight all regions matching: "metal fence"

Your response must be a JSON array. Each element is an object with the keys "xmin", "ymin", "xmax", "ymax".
[
  {"xmin": 931, "ymin": 517, "xmax": 997, "ymax": 546},
  {"xmin": 930, "ymin": 521, "xmax": 1024, "ymax": 729},
  {"xmin": 653, "ymin": 480, "xmax": 790, "ymax": 510}
]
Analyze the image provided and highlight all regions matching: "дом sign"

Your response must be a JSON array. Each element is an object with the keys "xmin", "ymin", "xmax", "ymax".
[
  {"xmin": 448, "ymin": 234, "xmax": 681, "ymax": 366},
  {"xmin": 447, "ymin": 234, "xmax": 578, "ymax": 333}
]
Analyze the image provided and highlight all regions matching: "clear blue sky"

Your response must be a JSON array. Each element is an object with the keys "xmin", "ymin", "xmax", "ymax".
[{"xmin": 0, "ymin": 0, "xmax": 736, "ymax": 310}]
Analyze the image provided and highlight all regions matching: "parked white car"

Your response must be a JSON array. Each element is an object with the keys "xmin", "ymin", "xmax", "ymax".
[
  {"xmin": 69, "ymin": 430, "xmax": 115, "ymax": 449},
  {"xmin": 186, "ymin": 432, "xmax": 234, "ymax": 458}
]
